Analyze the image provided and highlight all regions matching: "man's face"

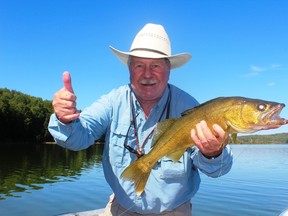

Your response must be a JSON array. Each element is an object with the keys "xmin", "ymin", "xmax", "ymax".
[{"xmin": 129, "ymin": 56, "xmax": 171, "ymax": 104}]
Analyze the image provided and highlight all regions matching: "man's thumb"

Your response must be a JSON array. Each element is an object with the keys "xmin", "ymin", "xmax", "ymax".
[{"xmin": 62, "ymin": 71, "xmax": 74, "ymax": 93}]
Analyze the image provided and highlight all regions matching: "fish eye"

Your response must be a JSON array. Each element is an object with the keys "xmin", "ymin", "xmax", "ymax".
[{"xmin": 257, "ymin": 104, "xmax": 267, "ymax": 111}]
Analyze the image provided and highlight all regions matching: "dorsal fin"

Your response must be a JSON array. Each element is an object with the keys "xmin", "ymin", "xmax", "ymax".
[
  {"xmin": 181, "ymin": 107, "xmax": 196, "ymax": 116},
  {"xmin": 181, "ymin": 97, "xmax": 226, "ymax": 116}
]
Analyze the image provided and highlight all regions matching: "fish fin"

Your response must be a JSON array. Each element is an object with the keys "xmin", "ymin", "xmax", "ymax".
[
  {"xmin": 166, "ymin": 148, "xmax": 187, "ymax": 162},
  {"xmin": 120, "ymin": 157, "xmax": 152, "ymax": 196},
  {"xmin": 151, "ymin": 119, "xmax": 176, "ymax": 148},
  {"xmin": 181, "ymin": 97, "xmax": 225, "ymax": 116},
  {"xmin": 181, "ymin": 107, "xmax": 195, "ymax": 116},
  {"xmin": 231, "ymin": 133, "xmax": 238, "ymax": 143}
]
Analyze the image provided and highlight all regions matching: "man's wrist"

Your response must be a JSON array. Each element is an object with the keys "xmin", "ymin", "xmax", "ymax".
[{"xmin": 202, "ymin": 151, "xmax": 222, "ymax": 159}]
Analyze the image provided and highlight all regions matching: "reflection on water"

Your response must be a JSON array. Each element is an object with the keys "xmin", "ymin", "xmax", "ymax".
[
  {"xmin": 193, "ymin": 144, "xmax": 288, "ymax": 216},
  {"xmin": 1, "ymin": 144, "xmax": 288, "ymax": 216},
  {"xmin": 0, "ymin": 144, "xmax": 103, "ymax": 200}
]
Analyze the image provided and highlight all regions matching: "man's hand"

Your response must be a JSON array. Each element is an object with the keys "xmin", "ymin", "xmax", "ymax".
[
  {"xmin": 52, "ymin": 71, "xmax": 80, "ymax": 123},
  {"xmin": 191, "ymin": 120, "xmax": 229, "ymax": 158}
]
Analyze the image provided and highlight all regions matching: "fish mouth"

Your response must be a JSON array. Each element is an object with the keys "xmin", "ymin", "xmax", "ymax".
[{"xmin": 260, "ymin": 103, "xmax": 288, "ymax": 129}]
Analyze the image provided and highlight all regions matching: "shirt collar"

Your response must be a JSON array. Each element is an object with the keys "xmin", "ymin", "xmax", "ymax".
[{"xmin": 129, "ymin": 84, "xmax": 170, "ymax": 119}]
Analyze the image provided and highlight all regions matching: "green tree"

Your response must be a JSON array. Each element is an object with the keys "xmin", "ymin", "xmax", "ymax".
[{"xmin": 0, "ymin": 88, "xmax": 54, "ymax": 144}]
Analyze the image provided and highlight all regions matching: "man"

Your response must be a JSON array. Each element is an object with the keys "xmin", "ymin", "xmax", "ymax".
[{"xmin": 49, "ymin": 23, "xmax": 233, "ymax": 215}]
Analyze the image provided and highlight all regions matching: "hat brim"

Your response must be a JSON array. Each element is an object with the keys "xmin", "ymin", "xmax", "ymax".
[{"xmin": 110, "ymin": 46, "xmax": 191, "ymax": 69}]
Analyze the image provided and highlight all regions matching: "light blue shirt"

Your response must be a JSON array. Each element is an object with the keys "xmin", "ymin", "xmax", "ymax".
[{"xmin": 48, "ymin": 84, "xmax": 233, "ymax": 214}]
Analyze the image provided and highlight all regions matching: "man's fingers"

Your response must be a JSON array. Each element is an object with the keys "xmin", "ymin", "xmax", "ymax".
[
  {"xmin": 195, "ymin": 121, "xmax": 206, "ymax": 142},
  {"xmin": 61, "ymin": 113, "xmax": 81, "ymax": 123},
  {"xmin": 213, "ymin": 124, "xmax": 229, "ymax": 143},
  {"xmin": 57, "ymin": 110, "xmax": 80, "ymax": 124},
  {"xmin": 191, "ymin": 121, "xmax": 227, "ymax": 157},
  {"xmin": 52, "ymin": 71, "xmax": 79, "ymax": 124},
  {"xmin": 63, "ymin": 71, "xmax": 74, "ymax": 93}
]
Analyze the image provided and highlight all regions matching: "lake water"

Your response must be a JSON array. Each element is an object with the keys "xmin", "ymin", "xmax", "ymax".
[{"xmin": 0, "ymin": 144, "xmax": 287, "ymax": 216}]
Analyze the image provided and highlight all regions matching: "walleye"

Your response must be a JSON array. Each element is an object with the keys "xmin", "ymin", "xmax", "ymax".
[{"xmin": 120, "ymin": 97, "xmax": 288, "ymax": 196}]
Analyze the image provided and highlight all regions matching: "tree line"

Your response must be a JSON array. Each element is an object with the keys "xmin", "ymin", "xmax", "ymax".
[
  {"xmin": 0, "ymin": 88, "xmax": 54, "ymax": 144},
  {"xmin": 237, "ymin": 133, "xmax": 288, "ymax": 144},
  {"xmin": 1, "ymin": 87, "xmax": 287, "ymax": 145}
]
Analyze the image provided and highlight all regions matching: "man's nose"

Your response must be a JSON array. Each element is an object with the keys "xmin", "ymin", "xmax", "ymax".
[{"xmin": 143, "ymin": 65, "xmax": 153, "ymax": 78}]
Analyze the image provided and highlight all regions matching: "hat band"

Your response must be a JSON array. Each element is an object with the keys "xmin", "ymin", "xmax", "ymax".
[{"xmin": 130, "ymin": 48, "xmax": 169, "ymax": 57}]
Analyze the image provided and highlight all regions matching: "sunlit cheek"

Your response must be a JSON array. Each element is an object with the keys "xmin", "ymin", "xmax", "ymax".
[{"xmin": 130, "ymin": 72, "xmax": 139, "ymax": 86}]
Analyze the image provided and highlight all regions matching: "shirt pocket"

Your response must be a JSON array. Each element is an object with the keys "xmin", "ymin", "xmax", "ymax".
[
  {"xmin": 109, "ymin": 120, "xmax": 135, "ymax": 168},
  {"xmin": 157, "ymin": 151, "xmax": 191, "ymax": 179}
]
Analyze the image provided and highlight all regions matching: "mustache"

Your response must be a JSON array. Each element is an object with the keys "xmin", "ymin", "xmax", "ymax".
[{"xmin": 139, "ymin": 79, "xmax": 157, "ymax": 85}]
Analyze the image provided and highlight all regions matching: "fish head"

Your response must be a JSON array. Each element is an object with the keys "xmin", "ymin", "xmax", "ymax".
[{"xmin": 224, "ymin": 97, "xmax": 288, "ymax": 133}]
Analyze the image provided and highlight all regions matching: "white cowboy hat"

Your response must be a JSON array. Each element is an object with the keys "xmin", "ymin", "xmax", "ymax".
[{"xmin": 110, "ymin": 23, "xmax": 192, "ymax": 69}]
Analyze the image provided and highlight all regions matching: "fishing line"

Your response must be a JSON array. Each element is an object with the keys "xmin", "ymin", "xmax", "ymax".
[
  {"xmin": 118, "ymin": 196, "xmax": 138, "ymax": 216},
  {"xmin": 217, "ymin": 136, "xmax": 248, "ymax": 178},
  {"xmin": 217, "ymin": 149, "xmax": 225, "ymax": 178},
  {"xmin": 231, "ymin": 144, "xmax": 247, "ymax": 163}
]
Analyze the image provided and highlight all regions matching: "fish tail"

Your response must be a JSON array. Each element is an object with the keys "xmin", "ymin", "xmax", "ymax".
[{"xmin": 120, "ymin": 158, "xmax": 152, "ymax": 196}]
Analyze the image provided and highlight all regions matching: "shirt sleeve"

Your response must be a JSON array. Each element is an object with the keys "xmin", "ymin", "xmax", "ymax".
[
  {"xmin": 48, "ymin": 91, "xmax": 113, "ymax": 151},
  {"xmin": 191, "ymin": 145, "xmax": 233, "ymax": 177}
]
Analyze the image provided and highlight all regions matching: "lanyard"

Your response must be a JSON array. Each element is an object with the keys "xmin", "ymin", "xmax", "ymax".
[{"xmin": 129, "ymin": 85, "xmax": 171, "ymax": 158}]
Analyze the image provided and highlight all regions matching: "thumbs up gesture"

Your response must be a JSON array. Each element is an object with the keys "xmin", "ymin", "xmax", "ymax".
[{"xmin": 52, "ymin": 71, "xmax": 80, "ymax": 123}]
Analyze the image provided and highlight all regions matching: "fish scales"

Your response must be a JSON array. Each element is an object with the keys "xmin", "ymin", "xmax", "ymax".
[{"xmin": 121, "ymin": 97, "xmax": 288, "ymax": 196}]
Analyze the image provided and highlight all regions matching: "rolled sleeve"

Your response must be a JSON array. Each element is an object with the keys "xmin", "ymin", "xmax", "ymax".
[
  {"xmin": 47, "ymin": 86, "xmax": 124, "ymax": 151},
  {"xmin": 48, "ymin": 113, "xmax": 76, "ymax": 146},
  {"xmin": 48, "ymin": 113, "xmax": 98, "ymax": 150},
  {"xmin": 192, "ymin": 145, "xmax": 233, "ymax": 177}
]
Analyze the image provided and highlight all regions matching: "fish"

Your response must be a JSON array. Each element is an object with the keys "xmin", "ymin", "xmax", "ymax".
[{"xmin": 120, "ymin": 96, "xmax": 288, "ymax": 196}]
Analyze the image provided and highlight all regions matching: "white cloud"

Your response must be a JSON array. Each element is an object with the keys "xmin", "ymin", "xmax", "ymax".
[
  {"xmin": 269, "ymin": 64, "xmax": 288, "ymax": 71},
  {"xmin": 250, "ymin": 64, "xmax": 266, "ymax": 72},
  {"xmin": 267, "ymin": 82, "xmax": 276, "ymax": 87},
  {"xmin": 270, "ymin": 64, "xmax": 282, "ymax": 69},
  {"xmin": 242, "ymin": 64, "xmax": 265, "ymax": 77},
  {"xmin": 242, "ymin": 63, "xmax": 286, "ymax": 78}
]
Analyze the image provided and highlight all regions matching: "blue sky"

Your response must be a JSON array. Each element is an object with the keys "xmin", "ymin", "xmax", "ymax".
[{"xmin": 1, "ymin": 0, "xmax": 287, "ymax": 134}]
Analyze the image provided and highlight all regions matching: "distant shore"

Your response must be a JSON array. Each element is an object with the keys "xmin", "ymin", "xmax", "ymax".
[{"xmin": 2, "ymin": 133, "xmax": 287, "ymax": 146}]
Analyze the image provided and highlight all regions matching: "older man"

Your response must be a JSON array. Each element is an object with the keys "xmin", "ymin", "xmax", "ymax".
[{"xmin": 49, "ymin": 23, "xmax": 233, "ymax": 215}]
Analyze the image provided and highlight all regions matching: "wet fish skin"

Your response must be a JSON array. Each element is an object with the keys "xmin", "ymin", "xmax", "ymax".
[{"xmin": 121, "ymin": 97, "xmax": 288, "ymax": 196}]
